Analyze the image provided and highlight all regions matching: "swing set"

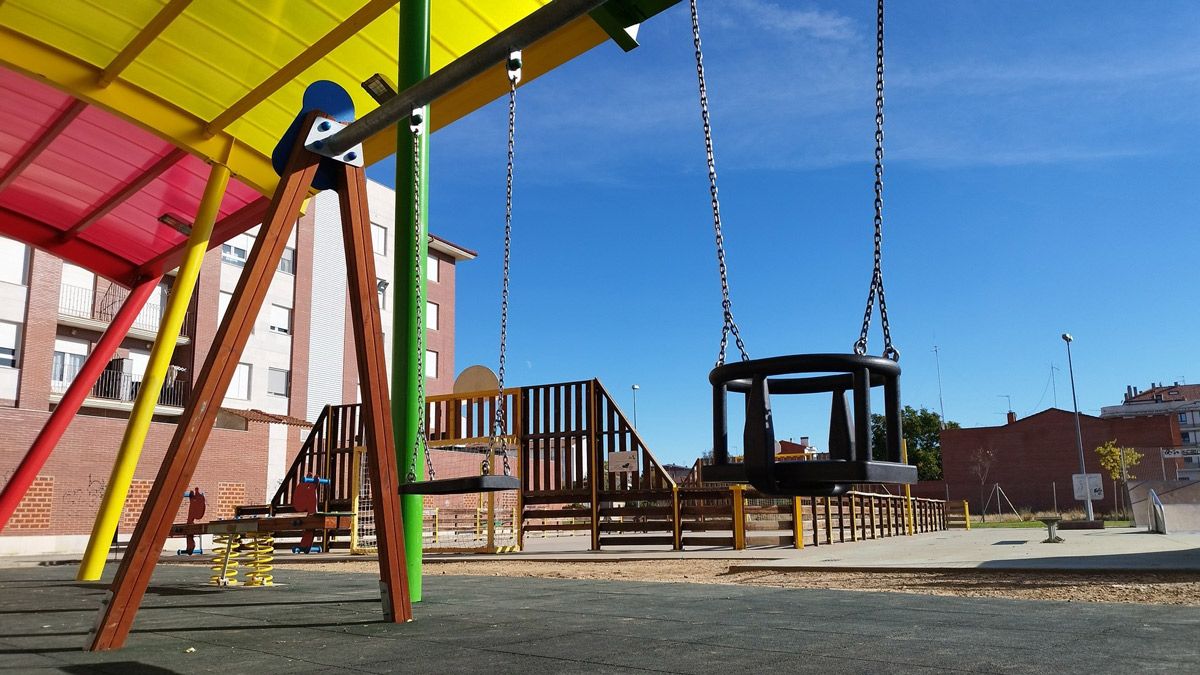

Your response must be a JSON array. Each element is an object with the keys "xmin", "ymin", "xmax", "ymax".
[{"xmin": 0, "ymin": 0, "xmax": 917, "ymax": 652}]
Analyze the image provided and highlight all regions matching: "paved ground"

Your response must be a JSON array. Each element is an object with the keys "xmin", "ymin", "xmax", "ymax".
[
  {"xmin": 732, "ymin": 527, "xmax": 1200, "ymax": 572},
  {"xmin": 1, "ymin": 564, "xmax": 1198, "ymax": 674}
]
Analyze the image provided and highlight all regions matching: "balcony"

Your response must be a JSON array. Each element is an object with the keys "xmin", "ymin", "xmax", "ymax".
[
  {"xmin": 49, "ymin": 366, "xmax": 188, "ymax": 416},
  {"xmin": 57, "ymin": 283, "xmax": 192, "ymax": 344}
]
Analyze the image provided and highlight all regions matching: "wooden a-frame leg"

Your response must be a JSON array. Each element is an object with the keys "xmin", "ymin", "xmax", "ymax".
[
  {"xmin": 337, "ymin": 163, "xmax": 413, "ymax": 622},
  {"xmin": 87, "ymin": 130, "xmax": 321, "ymax": 651}
]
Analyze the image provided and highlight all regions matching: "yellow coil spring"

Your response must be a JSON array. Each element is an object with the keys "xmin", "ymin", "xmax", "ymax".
[
  {"xmin": 210, "ymin": 533, "xmax": 240, "ymax": 586},
  {"xmin": 245, "ymin": 533, "xmax": 274, "ymax": 587}
]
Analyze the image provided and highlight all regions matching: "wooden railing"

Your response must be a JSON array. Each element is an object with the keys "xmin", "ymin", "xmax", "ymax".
[
  {"xmin": 269, "ymin": 404, "xmax": 362, "ymax": 513},
  {"xmin": 591, "ymin": 379, "xmax": 676, "ymax": 497},
  {"xmin": 426, "ymin": 387, "xmax": 521, "ymax": 447}
]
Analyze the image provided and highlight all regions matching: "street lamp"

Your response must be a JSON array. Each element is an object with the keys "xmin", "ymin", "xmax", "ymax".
[
  {"xmin": 1062, "ymin": 333, "xmax": 1094, "ymax": 521},
  {"xmin": 631, "ymin": 384, "xmax": 640, "ymax": 428}
]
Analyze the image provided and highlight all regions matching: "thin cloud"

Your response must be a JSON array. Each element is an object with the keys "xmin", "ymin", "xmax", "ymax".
[{"xmin": 718, "ymin": 0, "xmax": 858, "ymax": 42}]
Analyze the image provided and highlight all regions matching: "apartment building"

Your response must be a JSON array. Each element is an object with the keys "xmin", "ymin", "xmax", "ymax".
[
  {"xmin": 0, "ymin": 180, "xmax": 474, "ymax": 553},
  {"xmin": 1101, "ymin": 383, "xmax": 1200, "ymax": 480}
]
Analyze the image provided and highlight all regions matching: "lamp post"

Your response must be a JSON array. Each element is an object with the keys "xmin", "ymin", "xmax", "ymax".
[
  {"xmin": 631, "ymin": 384, "xmax": 640, "ymax": 428},
  {"xmin": 1062, "ymin": 333, "xmax": 1094, "ymax": 521}
]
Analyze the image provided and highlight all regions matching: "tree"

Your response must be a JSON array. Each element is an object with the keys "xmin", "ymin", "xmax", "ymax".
[
  {"xmin": 970, "ymin": 446, "xmax": 996, "ymax": 518},
  {"xmin": 1094, "ymin": 440, "xmax": 1143, "ymax": 481},
  {"xmin": 869, "ymin": 405, "xmax": 960, "ymax": 480}
]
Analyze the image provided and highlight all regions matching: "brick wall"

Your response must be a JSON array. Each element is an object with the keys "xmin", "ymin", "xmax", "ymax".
[
  {"xmin": 215, "ymin": 482, "xmax": 246, "ymax": 520},
  {"xmin": 8, "ymin": 475, "xmax": 53, "ymax": 530},
  {"xmin": 425, "ymin": 251, "xmax": 455, "ymax": 396},
  {"xmin": 17, "ymin": 250, "xmax": 62, "ymax": 410},
  {"xmin": 941, "ymin": 408, "xmax": 1180, "ymax": 513},
  {"xmin": 0, "ymin": 407, "xmax": 271, "ymax": 539}
]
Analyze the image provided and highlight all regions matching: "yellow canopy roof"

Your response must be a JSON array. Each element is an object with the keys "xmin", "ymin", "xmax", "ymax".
[{"xmin": 0, "ymin": 0, "xmax": 646, "ymax": 198}]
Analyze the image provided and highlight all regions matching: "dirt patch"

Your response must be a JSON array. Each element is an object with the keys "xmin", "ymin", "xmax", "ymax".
[{"xmin": 292, "ymin": 559, "xmax": 1200, "ymax": 605}]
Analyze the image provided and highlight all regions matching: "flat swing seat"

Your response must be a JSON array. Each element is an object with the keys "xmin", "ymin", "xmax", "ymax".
[
  {"xmin": 709, "ymin": 353, "xmax": 917, "ymax": 496},
  {"xmin": 398, "ymin": 475, "xmax": 519, "ymax": 495}
]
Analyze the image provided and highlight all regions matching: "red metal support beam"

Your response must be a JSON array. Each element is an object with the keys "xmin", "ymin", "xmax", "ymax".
[
  {"xmin": 0, "ymin": 206, "xmax": 137, "ymax": 284},
  {"xmin": 0, "ymin": 99, "xmax": 86, "ymax": 193},
  {"xmin": 61, "ymin": 148, "xmax": 188, "ymax": 239},
  {"xmin": 0, "ymin": 274, "xmax": 161, "ymax": 532},
  {"xmin": 87, "ymin": 126, "xmax": 320, "ymax": 651},
  {"xmin": 337, "ymin": 162, "xmax": 413, "ymax": 623}
]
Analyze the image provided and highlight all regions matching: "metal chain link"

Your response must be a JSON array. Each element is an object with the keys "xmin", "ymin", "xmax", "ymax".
[
  {"xmin": 406, "ymin": 110, "xmax": 435, "ymax": 483},
  {"xmin": 690, "ymin": 0, "xmax": 748, "ymax": 367},
  {"xmin": 489, "ymin": 55, "xmax": 521, "ymax": 478},
  {"xmin": 854, "ymin": 0, "xmax": 899, "ymax": 362}
]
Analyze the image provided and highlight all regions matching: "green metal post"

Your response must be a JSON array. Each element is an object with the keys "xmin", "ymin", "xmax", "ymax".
[{"xmin": 395, "ymin": 0, "xmax": 431, "ymax": 602}]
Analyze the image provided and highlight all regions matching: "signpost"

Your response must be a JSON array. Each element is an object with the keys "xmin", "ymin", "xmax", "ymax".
[{"xmin": 1072, "ymin": 473, "xmax": 1104, "ymax": 502}]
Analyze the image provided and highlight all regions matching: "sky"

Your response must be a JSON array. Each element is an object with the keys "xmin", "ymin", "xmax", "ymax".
[{"xmin": 368, "ymin": 0, "xmax": 1200, "ymax": 467}]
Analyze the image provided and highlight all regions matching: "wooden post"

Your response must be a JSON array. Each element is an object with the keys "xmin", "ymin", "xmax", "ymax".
[
  {"xmin": 672, "ymin": 485, "xmax": 682, "ymax": 551},
  {"xmin": 849, "ymin": 494, "xmax": 858, "ymax": 541},
  {"xmin": 588, "ymin": 380, "xmax": 600, "ymax": 551},
  {"xmin": 792, "ymin": 497, "xmax": 803, "ymax": 549},
  {"xmin": 730, "ymin": 485, "xmax": 745, "ymax": 550},
  {"xmin": 337, "ymin": 162, "xmax": 413, "ymax": 623},
  {"xmin": 810, "ymin": 497, "xmax": 820, "ymax": 546},
  {"xmin": 88, "ymin": 130, "xmax": 327, "ymax": 651},
  {"xmin": 837, "ymin": 496, "xmax": 845, "ymax": 543},
  {"xmin": 822, "ymin": 496, "xmax": 832, "ymax": 544}
]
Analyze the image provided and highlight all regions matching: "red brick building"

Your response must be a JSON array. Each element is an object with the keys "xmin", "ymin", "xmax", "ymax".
[
  {"xmin": 938, "ymin": 408, "xmax": 1180, "ymax": 514},
  {"xmin": 0, "ymin": 180, "xmax": 475, "ymax": 554}
]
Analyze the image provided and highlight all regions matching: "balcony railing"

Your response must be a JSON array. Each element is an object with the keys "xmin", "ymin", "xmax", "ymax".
[
  {"xmin": 51, "ymin": 366, "xmax": 188, "ymax": 409},
  {"xmin": 58, "ymin": 283, "xmax": 192, "ymax": 339}
]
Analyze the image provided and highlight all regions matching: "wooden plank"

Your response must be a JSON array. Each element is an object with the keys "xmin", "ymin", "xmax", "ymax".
[
  {"xmin": 598, "ymin": 535, "xmax": 674, "ymax": 547},
  {"xmin": 88, "ymin": 130, "xmax": 321, "ymax": 651},
  {"xmin": 522, "ymin": 507, "xmax": 591, "ymax": 519},
  {"xmin": 522, "ymin": 521, "xmax": 591, "ymax": 531},
  {"xmin": 338, "ymin": 162, "xmax": 412, "ymax": 623},
  {"xmin": 598, "ymin": 506, "xmax": 673, "ymax": 517},
  {"xmin": 681, "ymin": 535, "xmax": 734, "ymax": 547},
  {"xmin": 599, "ymin": 521, "xmax": 674, "ymax": 533}
]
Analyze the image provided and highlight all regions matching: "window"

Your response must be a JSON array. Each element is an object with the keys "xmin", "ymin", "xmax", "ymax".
[
  {"xmin": 1181, "ymin": 413, "xmax": 1190, "ymax": 425},
  {"xmin": 278, "ymin": 247, "xmax": 296, "ymax": 275},
  {"xmin": 221, "ymin": 234, "xmax": 253, "ymax": 267},
  {"xmin": 426, "ymin": 254, "xmax": 439, "ymax": 282},
  {"xmin": 0, "ymin": 321, "xmax": 21, "ymax": 368},
  {"xmin": 267, "ymin": 368, "xmax": 290, "ymax": 397},
  {"xmin": 426, "ymin": 301, "xmax": 439, "ymax": 330},
  {"xmin": 51, "ymin": 337, "xmax": 88, "ymax": 383},
  {"xmin": 377, "ymin": 278, "xmax": 387, "ymax": 310},
  {"xmin": 424, "ymin": 350, "xmax": 438, "ymax": 379},
  {"xmin": 0, "ymin": 237, "xmax": 28, "ymax": 285},
  {"xmin": 269, "ymin": 305, "xmax": 292, "ymax": 335},
  {"xmin": 371, "ymin": 223, "xmax": 387, "ymax": 255},
  {"xmin": 128, "ymin": 350, "xmax": 150, "ymax": 383},
  {"xmin": 229, "ymin": 363, "xmax": 251, "ymax": 399}
]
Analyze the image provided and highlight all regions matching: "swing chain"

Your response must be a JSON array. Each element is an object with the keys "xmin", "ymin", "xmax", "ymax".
[
  {"xmin": 407, "ymin": 109, "xmax": 436, "ymax": 484},
  {"xmin": 490, "ymin": 54, "xmax": 521, "ymax": 478},
  {"xmin": 854, "ymin": 0, "xmax": 899, "ymax": 362},
  {"xmin": 690, "ymin": 0, "xmax": 748, "ymax": 367}
]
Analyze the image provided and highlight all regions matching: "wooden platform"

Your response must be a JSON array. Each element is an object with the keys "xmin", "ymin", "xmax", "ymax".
[{"xmin": 169, "ymin": 512, "xmax": 353, "ymax": 537}]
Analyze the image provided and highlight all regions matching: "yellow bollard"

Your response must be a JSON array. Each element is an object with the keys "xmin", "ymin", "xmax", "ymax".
[
  {"xmin": 78, "ymin": 164, "xmax": 229, "ymax": 581},
  {"xmin": 963, "ymin": 500, "xmax": 971, "ymax": 530},
  {"xmin": 792, "ymin": 497, "xmax": 803, "ymax": 549},
  {"xmin": 730, "ymin": 485, "xmax": 745, "ymax": 550}
]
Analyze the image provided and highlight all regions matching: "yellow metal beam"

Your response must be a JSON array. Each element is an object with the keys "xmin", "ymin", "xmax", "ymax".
[
  {"xmin": 97, "ymin": 0, "xmax": 192, "ymax": 88},
  {"xmin": 77, "ymin": 162, "xmax": 229, "ymax": 582},
  {"xmin": 203, "ymin": 0, "xmax": 397, "ymax": 137}
]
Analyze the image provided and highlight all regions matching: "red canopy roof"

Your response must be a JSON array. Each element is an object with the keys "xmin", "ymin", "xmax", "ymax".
[{"xmin": 0, "ymin": 67, "xmax": 267, "ymax": 287}]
